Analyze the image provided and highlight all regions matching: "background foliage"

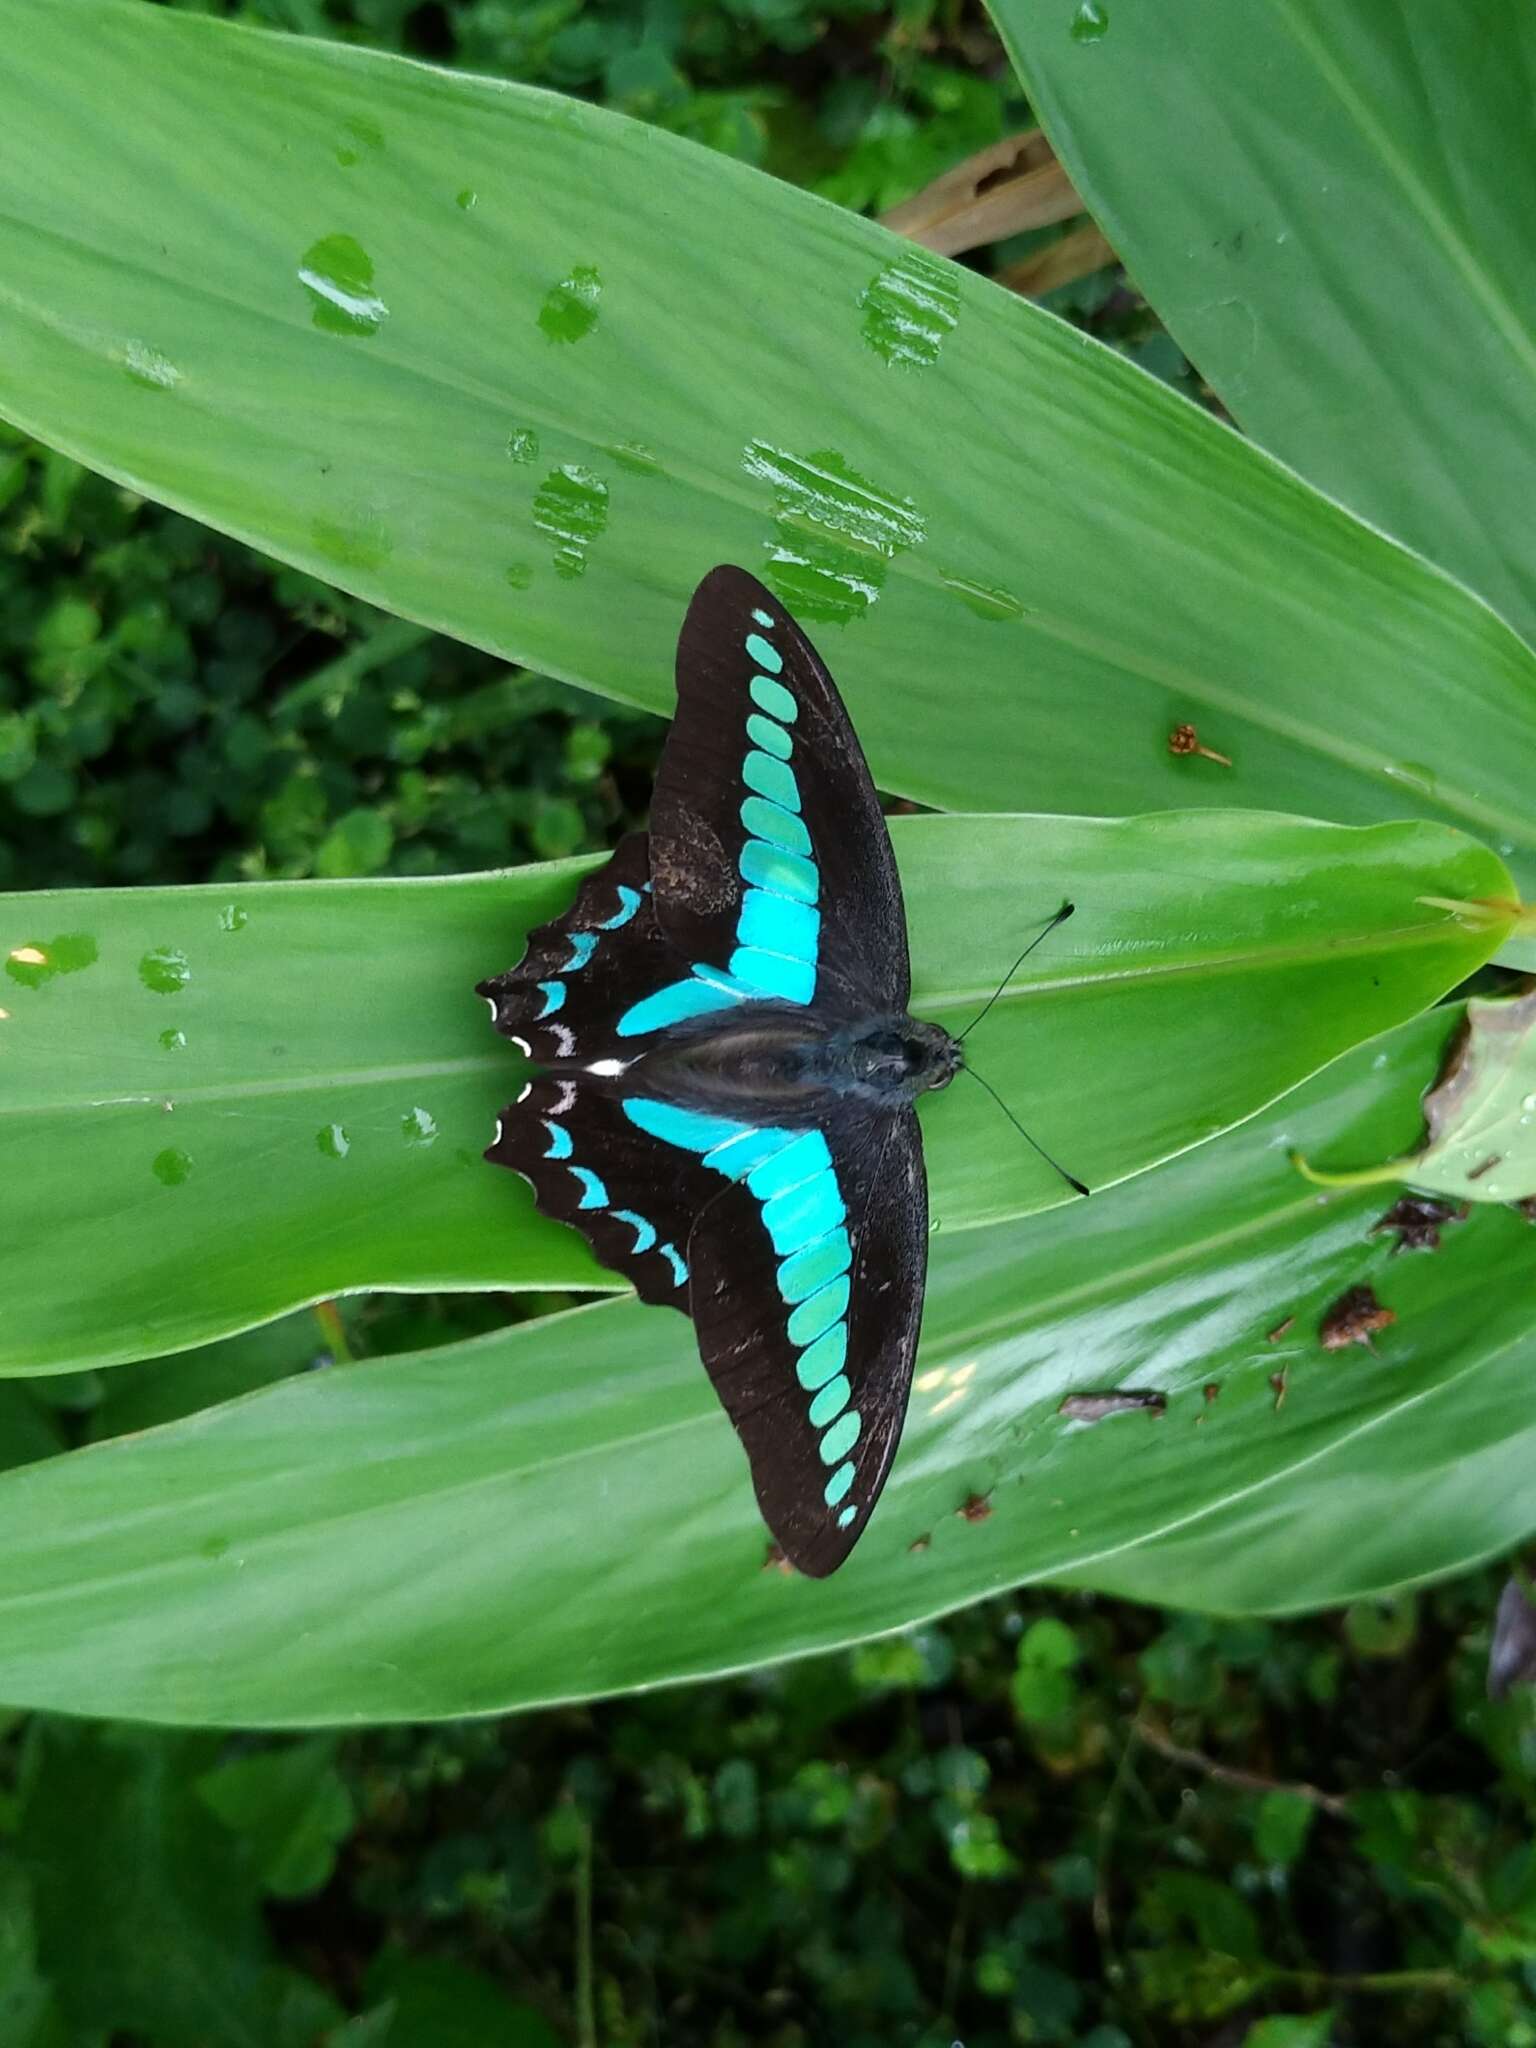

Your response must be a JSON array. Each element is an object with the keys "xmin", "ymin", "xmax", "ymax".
[{"xmin": 2, "ymin": 0, "xmax": 1534, "ymax": 2042}]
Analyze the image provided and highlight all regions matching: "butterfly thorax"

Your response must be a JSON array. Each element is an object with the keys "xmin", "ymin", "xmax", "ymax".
[{"xmin": 589, "ymin": 1006, "xmax": 960, "ymax": 1120}]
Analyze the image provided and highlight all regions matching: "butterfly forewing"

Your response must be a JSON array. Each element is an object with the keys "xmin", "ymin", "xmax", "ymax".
[{"xmin": 647, "ymin": 565, "xmax": 910, "ymax": 1021}]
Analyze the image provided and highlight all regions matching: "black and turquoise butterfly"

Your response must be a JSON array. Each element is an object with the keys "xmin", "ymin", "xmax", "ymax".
[{"xmin": 477, "ymin": 565, "xmax": 965, "ymax": 1577}]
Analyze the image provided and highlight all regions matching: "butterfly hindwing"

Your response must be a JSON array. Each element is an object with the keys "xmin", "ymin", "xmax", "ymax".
[
  {"xmin": 643, "ymin": 565, "xmax": 911, "ymax": 1028},
  {"xmin": 477, "ymin": 832, "xmax": 677, "ymax": 1066},
  {"xmin": 613, "ymin": 1088, "xmax": 928, "ymax": 1574},
  {"xmin": 486, "ymin": 1071, "xmax": 720, "ymax": 1310}
]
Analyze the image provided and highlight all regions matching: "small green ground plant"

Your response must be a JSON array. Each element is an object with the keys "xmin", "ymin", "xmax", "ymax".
[{"xmin": 2, "ymin": 0, "xmax": 1536, "ymax": 2039}]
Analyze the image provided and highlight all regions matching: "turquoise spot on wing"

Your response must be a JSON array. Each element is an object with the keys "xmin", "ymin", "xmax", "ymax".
[
  {"xmin": 746, "ymin": 1129, "xmax": 830, "ymax": 1202},
  {"xmin": 795, "ymin": 1324, "xmax": 847, "ymax": 1389},
  {"xmin": 564, "ymin": 931, "xmax": 597, "ymax": 970},
  {"xmin": 824, "ymin": 1460, "xmax": 856, "ymax": 1506},
  {"xmin": 751, "ymin": 607, "xmax": 774, "ymax": 628},
  {"xmin": 542, "ymin": 1119, "xmax": 573, "ymax": 1159},
  {"xmin": 622, "ymin": 1099, "xmax": 759, "ymax": 1153},
  {"xmin": 729, "ymin": 947, "xmax": 815, "ymax": 1003},
  {"xmin": 837, "ymin": 1504, "xmax": 857, "ymax": 1529},
  {"xmin": 659, "ymin": 1241, "xmax": 688, "ymax": 1285},
  {"xmin": 570, "ymin": 1166, "xmax": 608, "ymax": 1209},
  {"xmin": 535, "ymin": 980, "xmax": 566, "ymax": 1018},
  {"xmin": 703, "ymin": 1127, "xmax": 798, "ymax": 1179},
  {"xmin": 749, "ymin": 675, "xmax": 796, "ymax": 723},
  {"xmin": 788, "ymin": 1277, "xmax": 850, "ymax": 1349},
  {"xmin": 617, "ymin": 976, "xmax": 744, "ymax": 1037},
  {"xmin": 778, "ymin": 1229, "xmax": 851, "ymax": 1303},
  {"xmin": 762, "ymin": 1169, "xmax": 845, "ymax": 1256},
  {"xmin": 745, "ymin": 631, "xmax": 783, "ymax": 675},
  {"xmin": 743, "ymin": 751, "xmax": 800, "ymax": 812},
  {"xmin": 819, "ymin": 1409, "xmax": 861, "ymax": 1465},
  {"xmin": 741, "ymin": 797, "xmax": 810, "ymax": 856},
  {"xmin": 808, "ymin": 1374, "xmax": 851, "ymax": 1428},
  {"xmin": 738, "ymin": 890, "xmax": 818, "ymax": 962},
  {"xmin": 740, "ymin": 839, "xmax": 818, "ymax": 905},
  {"xmin": 747, "ymin": 713, "xmax": 791, "ymax": 761},
  {"xmin": 597, "ymin": 886, "xmax": 642, "ymax": 930},
  {"xmin": 611, "ymin": 1208, "xmax": 657, "ymax": 1253}
]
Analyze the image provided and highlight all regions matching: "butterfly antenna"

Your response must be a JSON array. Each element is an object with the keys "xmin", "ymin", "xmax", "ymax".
[
  {"xmin": 964, "ymin": 1065, "xmax": 1089, "ymax": 1198},
  {"xmin": 957, "ymin": 901, "xmax": 1075, "ymax": 1044}
]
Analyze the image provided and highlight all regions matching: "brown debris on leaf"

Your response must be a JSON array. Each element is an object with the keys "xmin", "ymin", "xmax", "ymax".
[
  {"xmin": 1058, "ymin": 1389, "xmax": 1167, "ymax": 1424},
  {"xmin": 1371, "ymin": 1194, "xmax": 1469, "ymax": 1253},
  {"xmin": 1268, "ymin": 1368, "xmax": 1289, "ymax": 1411},
  {"xmin": 908, "ymin": 1534, "xmax": 932, "ymax": 1556},
  {"xmin": 762, "ymin": 1542, "xmax": 794, "ymax": 1576},
  {"xmin": 958, "ymin": 1492, "xmax": 993, "ymax": 1524},
  {"xmin": 1167, "ymin": 722, "xmax": 1231, "ymax": 767},
  {"xmin": 1319, "ymin": 1284, "xmax": 1396, "ymax": 1352},
  {"xmin": 1489, "ymin": 1575, "xmax": 1536, "ymax": 1698},
  {"xmin": 1266, "ymin": 1316, "xmax": 1295, "ymax": 1344}
]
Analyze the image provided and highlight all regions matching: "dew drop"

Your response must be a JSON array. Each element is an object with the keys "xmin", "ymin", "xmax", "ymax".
[
  {"xmin": 121, "ymin": 341, "xmax": 181, "ymax": 391},
  {"xmin": 504, "ymin": 561, "xmax": 534, "ymax": 590},
  {"xmin": 5, "ymin": 932, "xmax": 97, "ymax": 989},
  {"xmin": 456, "ymin": 187, "xmax": 478, "ymax": 210},
  {"xmin": 859, "ymin": 250, "xmax": 960, "ymax": 369},
  {"xmin": 336, "ymin": 114, "xmax": 384, "ymax": 167},
  {"xmin": 152, "ymin": 1146, "xmax": 193, "ymax": 1186},
  {"xmin": 218, "ymin": 904, "xmax": 249, "ymax": 933},
  {"xmin": 402, "ymin": 1107, "xmax": 438, "ymax": 1147},
  {"xmin": 608, "ymin": 440, "xmax": 659, "ymax": 476},
  {"xmin": 200, "ymin": 1534, "xmax": 231, "ymax": 1560},
  {"xmin": 533, "ymin": 465, "xmax": 609, "ymax": 580},
  {"xmin": 742, "ymin": 440, "xmax": 924, "ymax": 625},
  {"xmin": 1071, "ymin": 0, "xmax": 1109, "ymax": 41},
  {"xmin": 1385, "ymin": 759, "xmax": 1438, "ymax": 797},
  {"xmin": 298, "ymin": 234, "xmax": 388, "ymax": 338},
  {"xmin": 138, "ymin": 947, "xmax": 190, "ymax": 995},
  {"xmin": 939, "ymin": 571, "xmax": 1024, "ymax": 622},
  {"xmin": 160, "ymin": 1028, "xmax": 187, "ymax": 1052},
  {"xmin": 506, "ymin": 426, "xmax": 540, "ymax": 464},
  {"xmin": 318, "ymin": 1122, "xmax": 351, "ymax": 1159},
  {"xmin": 537, "ymin": 264, "xmax": 602, "ymax": 344}
]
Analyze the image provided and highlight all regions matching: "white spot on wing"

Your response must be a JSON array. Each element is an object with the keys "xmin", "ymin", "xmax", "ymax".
[
  {"xmin": 483, "ymin": 996, "xmax": 498, "ymax": 1018},
  {"xmin": 511, "ymin": 1034, "xmax": 532, "ymax": 1057},
  {"xmin": 552, "ymin": 1080, "xmax": 577, "ymax": 1113},
  {"xmin": 549, "ymin": 1023, "xmax": 575, "ymax": 1057},
  {"xmin": 516, "ymin": 1081, "xmax": 532, "ymax": 1104},
  {"xmin": 586, "ymin": 1057, "xmax": 630, "ymax": 1077}
]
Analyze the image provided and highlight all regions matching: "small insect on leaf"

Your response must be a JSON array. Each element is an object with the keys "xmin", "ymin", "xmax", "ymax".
[
  {"xmin": 1057, "ymin": 1389, "xmax": 1166, "ymax": 1423},
  {"xmin": 1319, "ymin": 1285, "xmax": 1395, "ymax": 1353}
]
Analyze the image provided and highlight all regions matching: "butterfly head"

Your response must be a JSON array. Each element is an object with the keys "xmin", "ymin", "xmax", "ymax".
[{"xmin": 843, "ymin": 1015, "xmax": 962, "ymax": 1101}]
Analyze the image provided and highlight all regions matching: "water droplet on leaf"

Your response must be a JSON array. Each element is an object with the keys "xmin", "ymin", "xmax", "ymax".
[
  {"xmin": 318, "ymin": 1122, "xmax": 351, "ymax": 1159},
  {"xmin": 1071, "ymin": 0, "xmax": 1109, "ymax": 41},
  {"xmin": 160, "ymin": 1028, "xmax": 187, "ymax": 1052},
  {"xmin": 533, "ymin": 466, "xmax": 609, "ymax": 580},
  {"xmin": 152, "ymin": 1146, "xmax": 193, "ymax": 1186},
  {"xmin": 139, "ymin": 947, "xmax": 190, "ymax": 995},
  {"xmin": 506, "ymin": 426, "xmax": 540, "ymax": 464},
  {"xmin": 939, "ymin": 572, "xmax": 1024, "ymax": 622},
  {"xmin": 538, "ymin": 265, "xmax": 601, "ymax": 344},
  {"xmin": 298, "ymin": 234, "xmax": 387, "ymax": 338},
  {"xmin": 859, "ymin": 251, "xmax": 960, "ymax": 369},
  {"xmin": 121, "ymin": 341, "xmax": 181, "ymax": 391},
  {"xmin": 402, "ymin": 1107, "xmax": 438, "ymax": 1146},
  {"xmin": 218, "ymin": 904, "xmax": 249, "ymax": 932},
  {"xmin": 742, "ymin": 441, "xmax": 924, "ymax": 625}
]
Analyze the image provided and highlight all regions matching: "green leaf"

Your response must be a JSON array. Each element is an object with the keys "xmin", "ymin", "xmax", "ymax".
[
  {"xmin": 4, "ymin": 2, "xmax": 1536, "ymax": 889},
  {"xmin": 0, "ymin": 1862, "xmax": 67, "ymax": 2048},
  {"xmin": 991, "ymin": 0, "xmax": 1536, "ymax": 648},
  {"xmin": 1240, "ymin": 2017, "xmax": 1337, "ymax": 2048},
  {"xmin": 1253, "ymin": 1790, "xmax": 1315, "ymax": 1868},
  {"xmin": 16, "ymin": 1722, "xmax": 274, "ymax": 2047},
  {"xmin": 5, "ymin": 1010, "xmax": 1536, "ymax": 1724},
  {"xmin": 1298, "ymin": 986, "xmax": 1536, "ymax": 1205},
  {"xmin": 0, "ymin": 813, "xmax": 1507, "ymax": 1370},
  {"xmin": 197, "ymin": 1738, "xmax": 355, "ymax": 1899},
  {"xmin": 362, "ymin": 1955, "xmax": 562, "ymax": 2048}
]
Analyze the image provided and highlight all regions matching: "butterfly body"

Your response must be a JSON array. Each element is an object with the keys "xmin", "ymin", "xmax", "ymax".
[{"xmin": 478, "ymin": 565, "xmax": 957, "ymax": 1576}]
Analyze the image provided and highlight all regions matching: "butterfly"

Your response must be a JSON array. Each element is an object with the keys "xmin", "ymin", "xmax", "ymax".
[{"xmin": 477, "ymin": 564, "xmax": 967, "ymax": 1576}]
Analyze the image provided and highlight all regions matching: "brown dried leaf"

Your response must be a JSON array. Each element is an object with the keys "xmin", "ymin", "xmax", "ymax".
[{"xmin": 881, "ymin": 128, "xmax": 1085, "ymax": 258}]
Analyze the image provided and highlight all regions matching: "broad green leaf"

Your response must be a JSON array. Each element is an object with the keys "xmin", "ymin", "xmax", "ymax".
[
  {"xmin": 992, "ymin": 0, "xmax": 1536, "ymax": 646},
  {"xmin": 196, "ymin": 1740, "xmax": 354, "ymax": 1900},
  {"xmin": 1297, "ymin": 987, "xmax": 1536, "ymax": 1206},
  {"xmin": 0, "ymin": 812, "xmax": 1508, "ymax": 1372},
  {"xmin": 3, "ymin": 2, "xmax": 1536, "ymax": 890},
  {"xmin": 16, "ymin": 1722, "xmax": 280, "ymax": 2048},
  {"xmin": 4, "ymin": 1010, "xmax": 1536, "ymax": 1725}
]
